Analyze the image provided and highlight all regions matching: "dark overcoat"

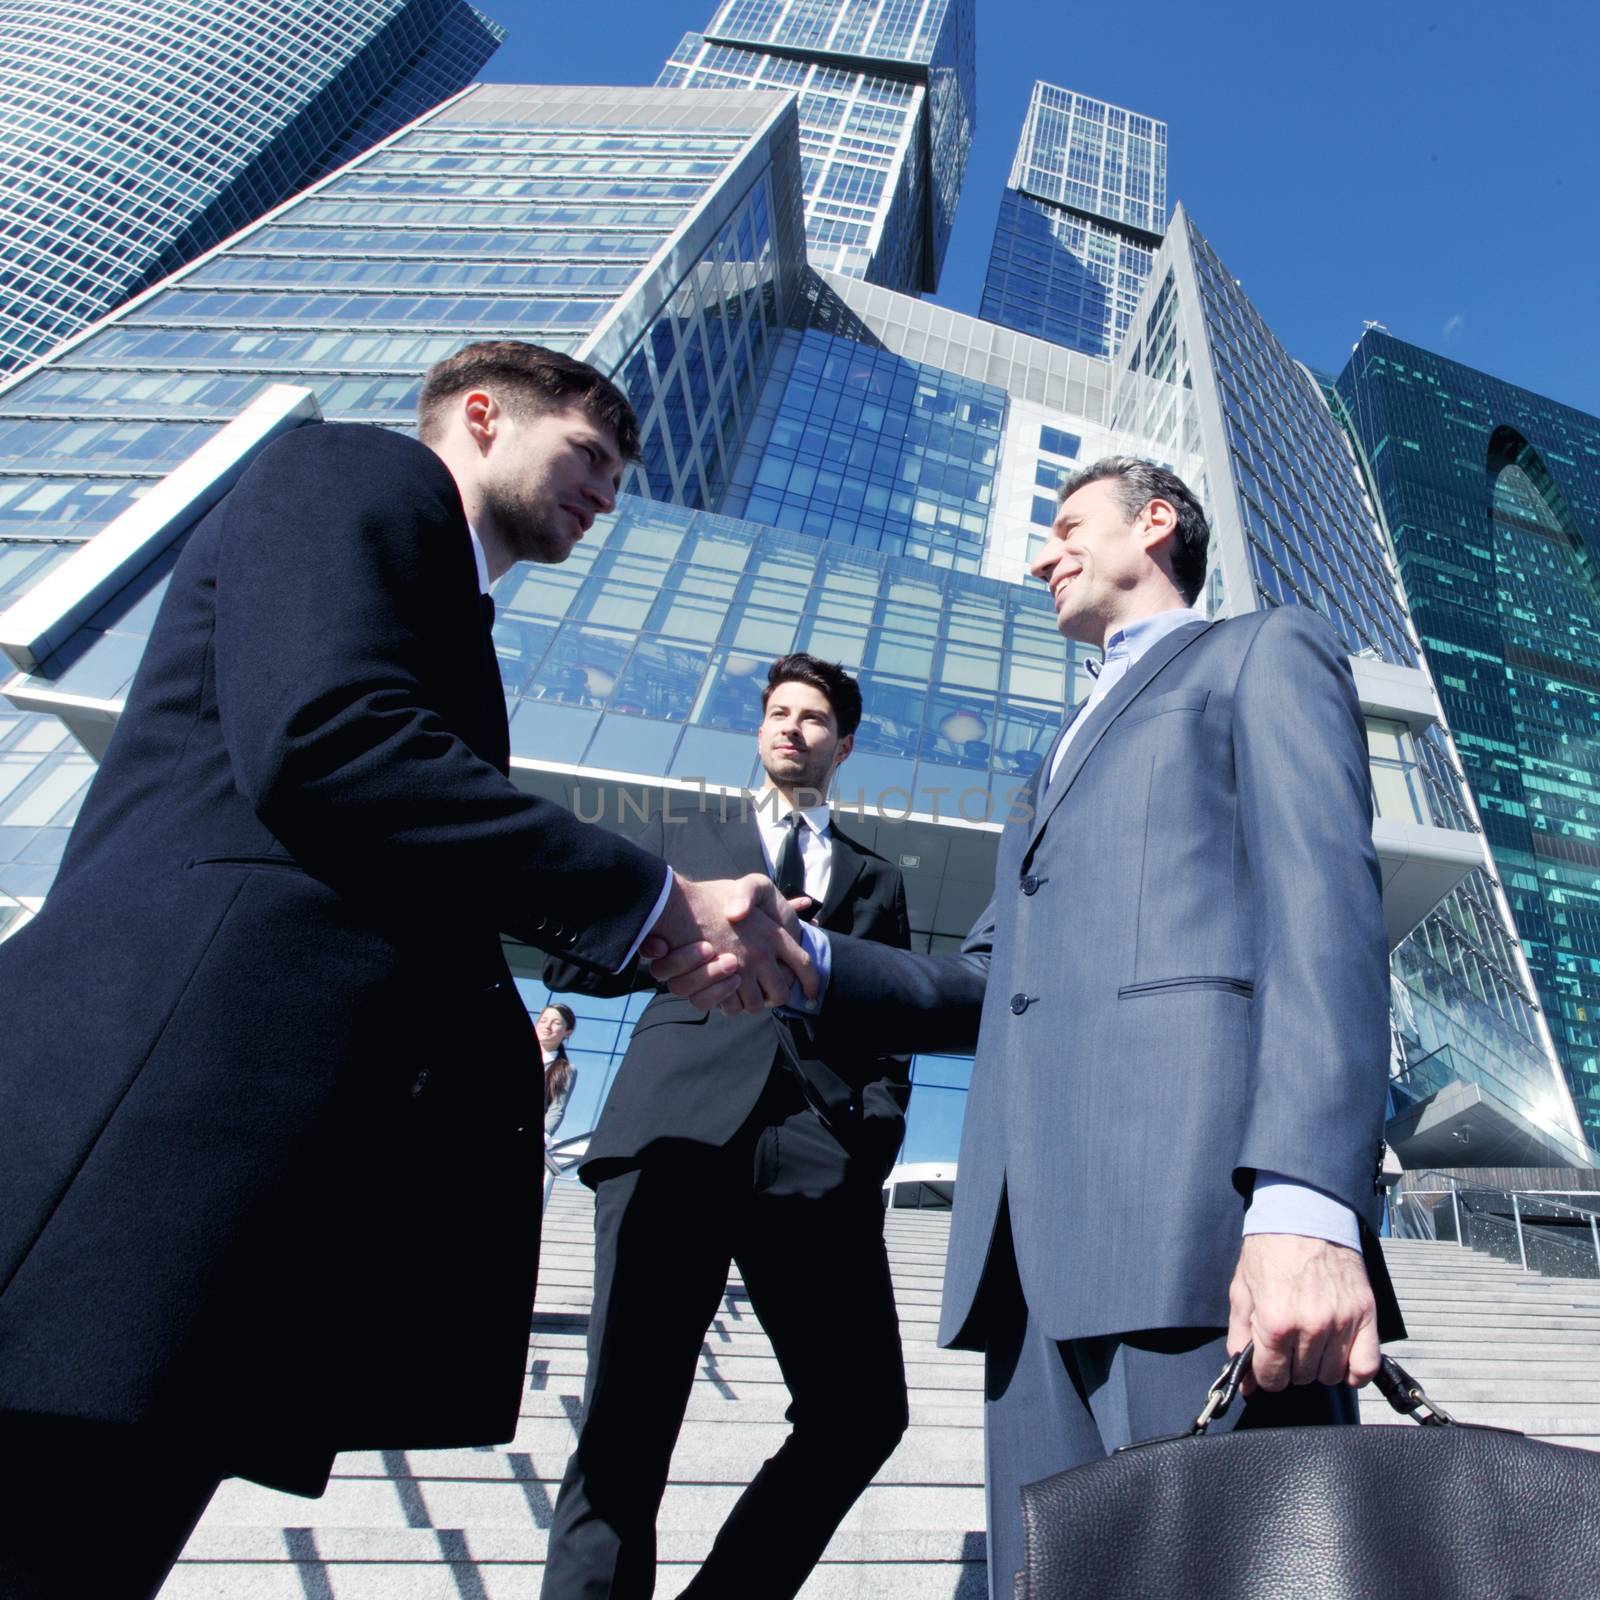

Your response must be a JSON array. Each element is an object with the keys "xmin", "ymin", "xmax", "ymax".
[{"xmin": 0, "ymin": 424, "xmax": 664, "ymax": 1492}]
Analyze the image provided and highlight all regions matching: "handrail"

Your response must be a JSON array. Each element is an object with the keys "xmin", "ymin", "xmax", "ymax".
[
  {"xmin": 1392, "ymin": 1182, "xmax": 1600, "ymax": 1277},
  {"xmin": 1401, "ymin": 1186, "xmax": 1600, "ymax": 1220},
  {"xmin": 543, "ymin": 1129, "xmax": 591, "ymax": 1207}
]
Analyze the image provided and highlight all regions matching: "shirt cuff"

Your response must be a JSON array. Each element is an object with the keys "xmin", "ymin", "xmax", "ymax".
[
  {"xmin": 779, "ymin": 921, "xmax": 831, "ymax": 1014},
  {"xmin": 1242, "ymin": 1171, "xmax": 1361, "ymax": 1252},
  {"xmin": 619, "ymin": 867, "xmax": 675, "ymax": 972}
]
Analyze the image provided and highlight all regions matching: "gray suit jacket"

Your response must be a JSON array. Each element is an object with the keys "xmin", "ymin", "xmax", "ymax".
[{"xmin": 815, "ymin": 605, "xmax": 1401, "ymax": 1352}]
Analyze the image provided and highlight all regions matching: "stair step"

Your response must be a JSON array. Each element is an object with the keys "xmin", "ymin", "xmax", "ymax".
[
  {"xmin": 197, "ymin": 1476, "xmax": 986, "ymax": 1537},
  {"xmin": 159, "ymin": 1208, "xmax": 1600, "ymax": 1598}
]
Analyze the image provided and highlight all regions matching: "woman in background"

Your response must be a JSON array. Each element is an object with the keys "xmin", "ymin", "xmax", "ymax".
[{"xmin": 538, "ymin": 1003, "xmax": 577, "ymax": 1144}]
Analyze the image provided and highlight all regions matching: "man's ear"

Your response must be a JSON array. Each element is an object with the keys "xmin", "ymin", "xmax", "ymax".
[
  {"xmin": 1139, "ymin": 495, "xmax": 1178, "ymax": 553},
  {"xmin": 462, "ymin": 388, "xmax": 497, "ymax": 451},
  {"xmin": 834, "ymin": 732, "xmax": 854, "ymax": 768}
]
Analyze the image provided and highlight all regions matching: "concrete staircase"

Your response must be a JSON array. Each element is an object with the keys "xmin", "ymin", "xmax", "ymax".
[
  {"xmin": 159, "ymin": 1184, "xmax": 986, "ymax": 1598},
  {"xmin": 159, "ymin": 1199, "xmax": 1600, "ymax": 1597},
  {"xmin": 1362, "ymin": 1238, "xmax": 1600, "ymax": 1447}
]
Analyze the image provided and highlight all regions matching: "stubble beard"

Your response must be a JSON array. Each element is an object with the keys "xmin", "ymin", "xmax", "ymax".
[
  {"xmin": 762, "ymin": 745, "xmax": 831, "ymax": 804},
  {"xmin": 485, "ymin": 478, "xmax": 571, "ymax": 567}
]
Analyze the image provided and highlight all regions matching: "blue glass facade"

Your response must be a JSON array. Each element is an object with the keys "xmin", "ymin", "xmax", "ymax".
[
  {"xmin": 1336, "ymin": 331, "xmax": 1600, "ymax": 1151},
  {"xmin": 980, "ymin": 83, "xmax": 1165, "ymax": 358},
  {"xmin": 0, "ymin": 84, "xmax": 808, "ymax": 904},
  {"xmin": 0, "ymin": 0, "xmax": 505, "ymax": 375},
  {"xmin": 491, "ymin": 501, "xmax": 1074, "ymax": 824},
  {"xmin": 724, "ymin": 325, "xmax": 1006, "ymax": 569},
  {"xmin": 659, "ymin": 0, "xmax": 975, "ymax": 293}
]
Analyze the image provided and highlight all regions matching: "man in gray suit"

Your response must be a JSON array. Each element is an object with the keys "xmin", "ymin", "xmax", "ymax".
[{"xmin": 648, "ymin": 458, "xmax": 1403, "ymax": 1594}]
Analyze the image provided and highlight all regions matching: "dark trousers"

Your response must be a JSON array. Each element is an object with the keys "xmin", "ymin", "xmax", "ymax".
[
  {"xmin": 540, "ymin": 1075, "xmax": 909, "ymax": 1600},
  {"xmin": 979, "ymin": 1203, "xmax": 1357, "ymax": 1599},
  {"xmin": 0, "ymin": 1414, "xmax": 222, "ymax": 1599}
]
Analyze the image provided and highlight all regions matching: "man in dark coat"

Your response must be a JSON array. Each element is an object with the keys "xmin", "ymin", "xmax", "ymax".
[
  {"xmin": 0, "ymin": 341, "xmax": 811, "ymax": 1600},
  {"xmin": 540, "ymin": 654, "xmax": 912, "ymax": 1600}
]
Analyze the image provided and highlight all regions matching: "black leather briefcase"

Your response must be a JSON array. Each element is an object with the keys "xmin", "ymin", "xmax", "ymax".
[{"xmin": 1015, "ymin": 1346, "xmax": 1600, "ymax": 1599}]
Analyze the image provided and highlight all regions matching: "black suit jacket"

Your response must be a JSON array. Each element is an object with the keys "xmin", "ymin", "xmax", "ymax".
[
  {"xmin": 0, "ymin": 424, "xmax": 665, "ymax": 1491},
  {"xmin": 546, "ymin": 804, "xmax": 912, "ymax": 1187}
]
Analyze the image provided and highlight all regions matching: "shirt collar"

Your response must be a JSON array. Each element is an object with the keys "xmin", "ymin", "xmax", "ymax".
[
  {"xmin": 466, "ymin": 525, "xmax": 491, "ymax": 597},
  {"xmin": 1104, "ymin": 605, "xmax": 1204, "ymax": 665},
  {"xmin": 757, "ymin": 788, "xmax": 832, "ymax": 838}
]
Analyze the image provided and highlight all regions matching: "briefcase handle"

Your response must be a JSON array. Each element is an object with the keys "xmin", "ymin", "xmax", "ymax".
[{"xmin": 1188, "ymin": 1343, "xmax": 1459, "ymax": 1436}]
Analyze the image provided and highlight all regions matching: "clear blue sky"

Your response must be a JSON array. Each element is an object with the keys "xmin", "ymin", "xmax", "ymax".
[{"xmin": 485, "ymin": 0, "xmax": 1600, "ymax": 417}]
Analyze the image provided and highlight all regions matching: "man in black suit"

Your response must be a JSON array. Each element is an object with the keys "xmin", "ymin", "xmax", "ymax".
[
  {"xmin": 540, "ymin": 654, "xmax": 912, "ymax": 1600},
  {"xmin": 0, "ymin": 342, "xmax": 811, "ymax": 1600}
]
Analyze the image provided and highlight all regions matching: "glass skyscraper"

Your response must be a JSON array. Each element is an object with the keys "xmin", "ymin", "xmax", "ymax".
[
  {"xmin": 0, "ymin": 81, "xmax": 808, "ymax": 918},
  {"xmin": 980, "ymin": 82, "xmax": 1166, "ymax": 359},
  {"xmin": 658, "ymin": 0, "xmax": 975, "ymax": 293},
  {"xmin": 1335, "ymin": 330, "xmax": 1600, "ymax": 1151},
  {"xmin": 2, "ymin": 47, "xmax": 1588, "ymax": 1174},
  {"xmin": 718, "ymin": 266, "xmax": 1115, "ymax": 576},
  {"xmin": 0, "ymin": 0, "xmax": 505, "ymax": 376}
]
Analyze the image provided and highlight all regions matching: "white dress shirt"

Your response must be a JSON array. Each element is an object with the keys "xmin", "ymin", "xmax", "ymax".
[
  {"xmin": 753, "ymin": 790, "xmax": 834, "ymax": 909},
  {"xmin": 467, "ymin": 525, "xmax": 491, "ymax": 596}
]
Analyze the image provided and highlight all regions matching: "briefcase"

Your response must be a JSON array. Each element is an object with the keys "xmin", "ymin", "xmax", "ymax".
[{"xmin": 1015, "ymin": 1345, "xmax": 1600, "ymax": 1599}]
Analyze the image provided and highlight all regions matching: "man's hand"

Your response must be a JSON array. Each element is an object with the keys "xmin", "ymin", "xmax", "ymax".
[
  {"xmin": 1227, "ymin": 1233, "xmax": 1379, "ymax": 1394},
  {"xmin": 641, "ymin": 875, "xmax": 816, "ymax": 1013}
]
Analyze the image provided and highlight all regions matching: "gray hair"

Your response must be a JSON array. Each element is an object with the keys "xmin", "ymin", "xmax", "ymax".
[{"xmin": 1056, "ymin": 456, "xmax": 1209, "ymax": 604}]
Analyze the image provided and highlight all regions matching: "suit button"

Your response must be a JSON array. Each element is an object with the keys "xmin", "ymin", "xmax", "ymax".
[
  {"xmin": 1010, "ymin": 993, "xmax": 1032, "ymax": 1015},
  {"xmin": 411, "ymin": 1070, "xmax": 430, "ymax": 1099},
  {"xmin": 1020, "ymin": 875, "xmax": 1039, "ymax": 895}
]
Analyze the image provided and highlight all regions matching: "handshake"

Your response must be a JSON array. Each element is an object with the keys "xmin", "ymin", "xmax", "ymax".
[{"xmin": 641, "ymin": 874, "xmax": 817, "ymax": 1015}]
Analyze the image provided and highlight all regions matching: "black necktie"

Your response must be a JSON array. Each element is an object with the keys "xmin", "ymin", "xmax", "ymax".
[
  {"xmin": 480, "ymin": 593, "xmax": 496, "ymax": 629},
  {"xmin": 773, "ymin": 812, "xmax": 806, "ymax": 904}
]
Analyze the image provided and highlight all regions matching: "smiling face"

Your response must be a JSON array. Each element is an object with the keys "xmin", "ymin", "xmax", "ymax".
[
  {"xmin": 1030, "ymin": 476, "xmax": 1179, "ymax": 648},
  {"xmin": 473, "ymin": 396, "xmax": 625, "ymax": 567},
  {"xmin": 534, "ymin": 1006, "xmax": 572, "ymax": 1050},
  {"xmin": 757, "ymin": 679, "xmax": 852, "ymax": 802}
]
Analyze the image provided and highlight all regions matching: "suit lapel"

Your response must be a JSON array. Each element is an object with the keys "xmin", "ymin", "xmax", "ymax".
[
  {"xmin": 1024, "ymin": 620, "xmax": 1211, "ymax": 861},
  {"xmin": 817, "ymin": 823, "xmax": 866, "ymax": 928},
  {"xmin": 717, "ymin": 808, "xmax": 769, "ymax": 882}
]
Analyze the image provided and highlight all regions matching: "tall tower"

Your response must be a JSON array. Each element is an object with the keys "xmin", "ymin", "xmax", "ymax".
[
  {"xmin": 1337, "ymin": 330, "xmax": 1600, "ymax": 1152},
  {"xmin": 0, "ymin": 0, "xmax": 504, "ymax": 376},
  {"xmin": 980, "ymin": 82, "xmax": 1166, "ymax": 359},
  {"xmin": 659, "ymin": 0, "xmax": 975, "ymax": 294},
  {"xmin": 0, "ymin": 82, "xmax": 808, "ymax": 910},
  {"xmin": 1107, "ymin": 206, "xmax": 1587, "ymax": 1166}
]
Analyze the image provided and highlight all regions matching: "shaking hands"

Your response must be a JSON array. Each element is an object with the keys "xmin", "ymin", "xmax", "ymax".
[{"xmin": 643, "ymin": 874, "xmax": 816, "ymax": 1015}]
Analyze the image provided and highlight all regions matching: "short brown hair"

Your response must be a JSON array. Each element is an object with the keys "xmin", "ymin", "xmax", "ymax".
[{"xmin": 416, "ymin": 340, "xmax": 640, "ymax": 460}]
